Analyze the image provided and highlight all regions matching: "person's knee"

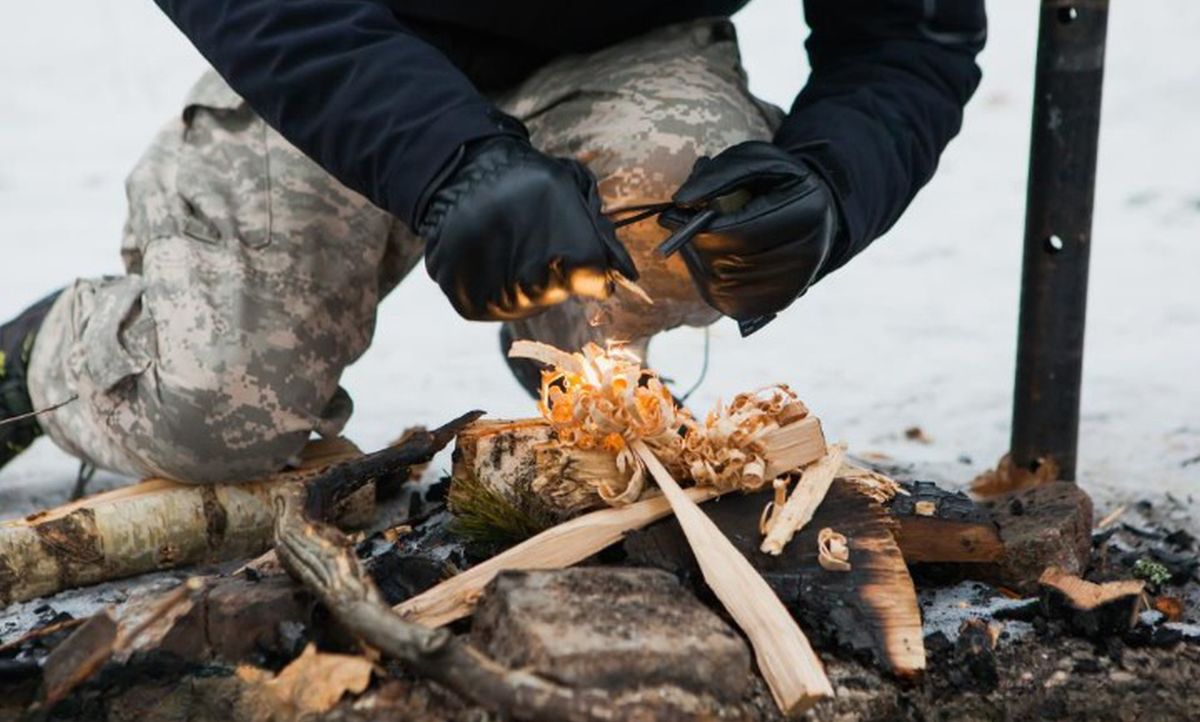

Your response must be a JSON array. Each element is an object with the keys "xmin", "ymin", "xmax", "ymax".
[{"xmin": 123, "ymin": 346, "xmax": 337, "ymax": 484}]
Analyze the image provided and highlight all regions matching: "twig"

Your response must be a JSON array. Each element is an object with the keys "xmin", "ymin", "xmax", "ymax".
[
  {"xmin": 303, "ymin": 410, "xmax": 484, "ymax": 520},
  {"xmin": 0, "ymin": 617, "xmax": 86, "ymax": 655},
  {"xmin": 1096, "ymin": 503, "xmax": 1128, "ymax": 530},
  {"xmin": 0, "ymin": 394, "xmax": 78, "ymax": 428}
]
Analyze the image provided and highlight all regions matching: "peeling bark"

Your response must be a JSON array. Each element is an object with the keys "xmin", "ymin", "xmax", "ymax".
[{"xmin": 0, "ymin": 438, "xmax": 365, "ymax": 606}]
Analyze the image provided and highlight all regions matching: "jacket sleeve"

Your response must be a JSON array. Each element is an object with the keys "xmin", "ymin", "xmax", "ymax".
[
  {"xmin": 155, "ymin": 0, "xmax": 518, "ymax": 226},
  {"xmin": 777, "ymin": 0, "xmax": 987, "ymax": 271}
]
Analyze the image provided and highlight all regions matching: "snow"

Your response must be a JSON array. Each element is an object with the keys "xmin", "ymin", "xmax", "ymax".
[{"xmin": 1, "ymin": 1, "xmax": 1197, "ymax": 519}]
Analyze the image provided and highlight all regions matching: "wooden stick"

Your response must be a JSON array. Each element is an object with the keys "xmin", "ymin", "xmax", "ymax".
[
  {"xmin": 761, "ymin": 444, "xmax": 845, "ymax": 555},
  {"xmin": 0, "ymin": 437, "xmax": 365, "ymax": 606},
  {"xmin": 396, "ymin": 486, "xmax": 722, "ymax": 627},
  {"xmin": 629, "ymin": 440, "xmax": 832, "ymax": 717}
]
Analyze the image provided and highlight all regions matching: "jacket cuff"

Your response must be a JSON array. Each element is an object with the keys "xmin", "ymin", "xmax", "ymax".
[{"xmin": 387, "ymin": 104, "xmax": 526, "ymax": 227}]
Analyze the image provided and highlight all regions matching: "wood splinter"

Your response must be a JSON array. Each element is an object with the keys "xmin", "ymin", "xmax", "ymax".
[
  {"xmin": 629, "ymin": 440, "xmax": 832, "ymax": 717},
  {"xmin": 761, "ymin": 444, "xmax": 846, "ymax": 555}
]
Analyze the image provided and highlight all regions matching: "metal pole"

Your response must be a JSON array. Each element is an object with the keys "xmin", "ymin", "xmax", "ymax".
[{"xmin": 1011, "ymin": 1, "xmax": 1110, "ymax": 481}]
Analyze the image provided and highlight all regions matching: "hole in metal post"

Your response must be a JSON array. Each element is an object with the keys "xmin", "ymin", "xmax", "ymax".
[
  {"xmin": 1044, "ymin": 234, "xmax": 1065, "ymax": 254},
  {"xmin": 1057, "ymin": 6, "xmax": 1079, "ymax": 23}
]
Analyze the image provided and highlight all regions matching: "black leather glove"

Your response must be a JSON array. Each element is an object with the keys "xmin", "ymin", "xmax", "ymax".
[
  {"xmin": 418, "ymin": 135, "xmax": 638, "ymax": 321},
  {"xmin": 660, "ymin": 141, "xmax": 839, "ymax": 322}
]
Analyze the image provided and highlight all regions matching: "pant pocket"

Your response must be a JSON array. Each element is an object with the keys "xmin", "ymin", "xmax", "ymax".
[{"xmin": 175, "ymin": 71, "xmax": 272, "ymax": 249}]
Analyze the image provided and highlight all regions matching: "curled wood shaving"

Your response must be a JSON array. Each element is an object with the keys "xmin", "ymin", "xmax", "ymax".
[
  {"xmin": 817, "ymin": 528, "xmax": 851, "ymax": 572},
  {"xmin": 682, "ymin": 387, "xmax": 807, "ymax": 493},
  {"xmin": 511, "ymin": 340, "xmax": 681, "ymax": 505},
  {"xmin": 509, "ymin": 341, "xmax": 807, "ymax": 503}
]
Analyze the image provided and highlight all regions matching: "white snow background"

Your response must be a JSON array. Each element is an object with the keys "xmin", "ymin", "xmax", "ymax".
[{"xmin": 1, "ymin": 1, "xmax": 1197, "ymax": 517}]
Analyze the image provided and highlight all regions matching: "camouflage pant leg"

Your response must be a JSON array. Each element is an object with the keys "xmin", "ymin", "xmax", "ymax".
[
  {"xmin": 27, "ymin": 71, "xmax": 422, "ymax": 483},
  {"xmin": 496, "ymin": 17, "xmax": 784, "ymax": 357}
]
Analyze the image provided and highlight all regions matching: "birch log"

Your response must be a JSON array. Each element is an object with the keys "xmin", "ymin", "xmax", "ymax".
[{"xmin": 0, "ymin": 438, "xmax": 363, "ymax": 606}]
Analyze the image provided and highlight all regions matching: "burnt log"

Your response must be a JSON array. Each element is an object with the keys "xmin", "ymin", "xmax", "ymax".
[
  {"xmin": 624, "ymin": 481, "xmax": 925, "ymax": 677},
  {"xmin": 888, "ymin": 481, "xmax": 1005, "ymax": 566}
]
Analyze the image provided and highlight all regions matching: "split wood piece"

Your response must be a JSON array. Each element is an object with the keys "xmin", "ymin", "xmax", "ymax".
[
  {"xmin": 1038, "ymin": 566, "xmax": 1147, "ymax": 637},
  {"xmin": 630, "ymin": 440, "xmax": 831, "ymax": 717},
  {"xmin": 760, "ymin": 444, "xmax": 845, "ymax": 555},
  {"xmin": 448, "ymin": 415, "xmax": 826, "ymax": 542},
  {"xmin": 450, "ymin": 418, "xmax": 621, "ymax": 532},
  {"xmin": 398, "ymin": 486, "xmax": 723, "ymax": 627},
  {"xmin": 274, "ymin": 412, "xmax": 709, "ymax": 722},
  {"xmin": 887, "ymin": 480, "xmax": 1005, "ymax": 565},
  {"xmin": 623, "ymin": 482, "xmax": 926, "ymax": 678},
  {"xmin": 0, "ymin": 437, "xmax": 365, "ymax": 606}
]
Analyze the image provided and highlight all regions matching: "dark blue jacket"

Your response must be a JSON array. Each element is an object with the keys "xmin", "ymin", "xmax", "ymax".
[{"xmin": 154, "ymin": 0, "xmax": 985, "ymax": 264}]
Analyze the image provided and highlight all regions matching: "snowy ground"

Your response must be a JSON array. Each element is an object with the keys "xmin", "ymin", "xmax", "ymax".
[{"xmin": 1, "ymin": 1, "xmax": 1197, "ymax": 518}]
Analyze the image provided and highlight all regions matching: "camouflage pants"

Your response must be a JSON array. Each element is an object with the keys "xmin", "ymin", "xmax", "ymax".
[{"xmin": 28, "ymin": 18, "xmax": 781, "ymax": 483}]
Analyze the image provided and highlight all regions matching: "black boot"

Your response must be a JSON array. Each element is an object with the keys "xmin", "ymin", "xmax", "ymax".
[{"xmin": 1, "ymin": 291, "xmax": 60, "ymax": 469}]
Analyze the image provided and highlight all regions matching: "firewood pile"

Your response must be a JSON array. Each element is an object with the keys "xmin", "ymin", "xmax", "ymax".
[{"xmin": 1, "ymin": 342, "xmax": 1197, "ymax": 721}]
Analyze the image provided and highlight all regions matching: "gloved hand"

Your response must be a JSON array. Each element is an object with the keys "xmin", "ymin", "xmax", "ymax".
[
  {"xmin": 418, "ymin": 134, "xmax": 638, "ymax": 321},
  {"xmin": 660, "ymin": 141, "xmax": 839, "ymax": 322}
]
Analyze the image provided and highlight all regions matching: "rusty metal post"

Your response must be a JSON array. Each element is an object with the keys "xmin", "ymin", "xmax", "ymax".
[{"xmin": 1011, "ymin": 1, "xmax": 1110, "ymax": 480}]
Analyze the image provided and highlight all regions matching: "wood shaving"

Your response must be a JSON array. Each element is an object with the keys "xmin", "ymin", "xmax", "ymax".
[
  {"xmin": 817, "ymin": 528, "xmax": 851, "ymax": 572},
  {"xmin": 837, "ymin": 463, "xmax": 906, "ymax": 504},
  {"xmin": 509, "ymin": 341, "xmax": 809, "ymax": 502},
  {"xmin": 681, "ymin": 387, "xmax": 809, "ymax": 492}
]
